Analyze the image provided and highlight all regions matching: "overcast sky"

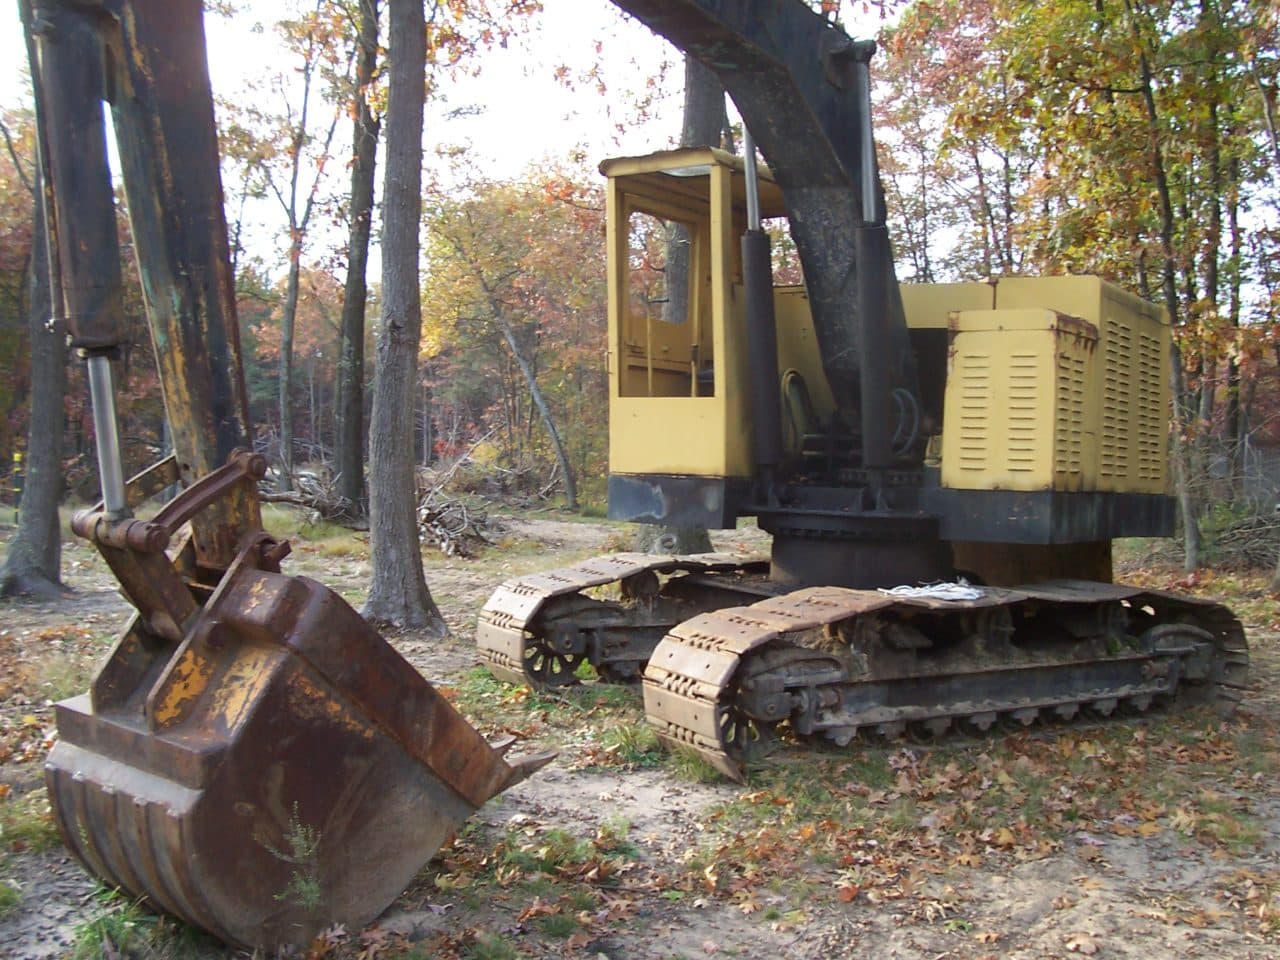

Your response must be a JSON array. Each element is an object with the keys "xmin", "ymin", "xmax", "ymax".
[
  {"xmin": 0, "ymin": 2, "xmax": 689, "ymax": 272},
  {"xmin": 1, "ymin": 3, "xmax": 683, "ymax": 166},
  {"xmin": 0, "ymin": 2, "xmax": 890, "ymax": 274}
]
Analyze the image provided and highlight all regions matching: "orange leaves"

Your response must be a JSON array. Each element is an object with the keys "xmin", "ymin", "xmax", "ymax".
[
  {"xmin": 515, "ymin": 896, "xmax": 560, "ymax": 923},
  {"xmin": 835, "ymin": 882, "xmax": 860, "ymax": 903},
  {"xmin": 985, "ymin": 826, "xmax": 1018, "ymax": 849}
]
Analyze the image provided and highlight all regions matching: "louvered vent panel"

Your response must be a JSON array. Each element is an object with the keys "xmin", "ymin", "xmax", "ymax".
[
  {"xmin": 1055, "ymin": 351, "xmax": 1086, "ymax": 479},
  {"xmin": 1007, "ymin": 353, "xmax": 1039, "ymax": 472},
  {"xmin": 956, "ymin": 352, "xmax": 991, "ymax": 473},
  {"xmin": 1101, "ymin": 322, "xmax": 1132, "ymax": 479},
  {"xmin": 1137, "ymin": 332, "xmax": 1163, "ymax": 480}
]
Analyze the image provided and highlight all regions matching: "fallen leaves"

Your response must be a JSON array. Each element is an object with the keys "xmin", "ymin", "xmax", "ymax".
[{"xmin": 1065, "ymin": 931, "xmax": 1101, "ymax": 954}]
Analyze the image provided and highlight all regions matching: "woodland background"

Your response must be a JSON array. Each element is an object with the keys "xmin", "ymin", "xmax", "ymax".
[{"xmin": 0, "ymin": 0, "xmax": 1278, "ymax": 572}]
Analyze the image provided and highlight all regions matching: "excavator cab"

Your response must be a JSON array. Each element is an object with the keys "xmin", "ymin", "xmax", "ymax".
[
  {"xmin": 27, "ymin": 0, "xmax": 549, "ymax": 948},
  {"xmin": 604, "ymin": 148, "xmax": 822, "ymax": 527}
]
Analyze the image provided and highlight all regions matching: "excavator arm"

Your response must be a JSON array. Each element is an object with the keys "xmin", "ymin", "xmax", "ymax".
[
  {"xmin": 27, "ymin": 1, "xmax": 550, "ymax": 948},
  {"xmin": 28, "ymin": 0, "xmax": 257, "ymax": 568}
]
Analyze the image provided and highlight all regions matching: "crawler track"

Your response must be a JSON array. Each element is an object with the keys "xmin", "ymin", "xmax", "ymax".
[
  {"xmin": 641, "ymin": 580, "xmax": 1249, "ymax": 779},
  {"xmin": 476, "ymin": 553, "xmax": 770, "ymax": 686}
]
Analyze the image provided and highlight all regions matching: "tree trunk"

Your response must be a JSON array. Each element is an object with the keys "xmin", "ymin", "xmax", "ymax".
[
  {"xmin": 277, "ymin": 250, "xmax": 300, "ymax": 490},
  {"xmin": 1226, "ymin": 154, "xmax": 1244, "ymax": 482},
  {"xmin": 335, "ymin": 0, "xmax": 380, "ymax": 519},
  {"xmin": 1127, "ymin": 3, "xmax": 1199, "ymax": 569},
  {"xmin": 363, "ymin": 0, "xmax": 445, "ymax": 634},
  {"xmin": 663, "ymin": 55, "xmax": 728, "ymax": 328},
  {"xmin": 2, "ymin": 171, "xmax": 67, "ymax": 599},
  {"xmin": 492, "ymin": 306, "xmax": 578, "ymax": 510}
]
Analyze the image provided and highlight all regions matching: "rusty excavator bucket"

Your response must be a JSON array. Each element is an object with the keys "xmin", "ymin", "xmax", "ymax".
[{"xmin": 45, "ymin": 454, "xmax": 552, "ymax": 949}]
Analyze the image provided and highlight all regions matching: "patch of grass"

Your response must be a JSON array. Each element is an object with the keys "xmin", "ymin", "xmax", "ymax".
[
  {"xmin": 601, "ymin": 721, "xmax": 662, "ymax": 766},
  {"xmin": 0, "ymin": 790, "xmax": 61, "ymax": 855},
  {"xmin": 536, "ymin": 911, "xmax": 580, "ymax": 938},
  {"xmin": 71, "ymin": 885, "xmax": 222, "ymax": 960},
  {"xmin": 0, "ymin": 880, "xmax": 19, "ymax": 918},
  {"xmin": 595, "ymin": 817, "xmax": 641, "ymax": 860},
  {"xmin": 841, "ymin": 750, "xmax": 896, "ymax": 791},
  {"xmin": 72, "ymin": 890, "xmax": 156, "ymax": 960},
  {"xmin": 313, "ymin": 534, "xmax": 367, "ymax": 559},
  {"xmin": 668, "ymin": 745, "xmax": 724, "ymax": 784},
  {"xmin": 463, "ymin": 933, "xmax": 520, "ymax": 960},
  {"xmin": 1233, "ymin": 727, "xmax": 1280, "ymax": 777},
  {"xmin": 569, "ymin": 680, "xmax": 635, "ymax": 711},
  {"xmin": 260, "ymin": 505, "xmax": 360, "ymax": 545},
  {"xmin": 452, "ymin": 667, "xmax": 560, "ymax": 718},
  {"xmin": 518, "ymin": 875, "xmax": 557, "ymax": 899},
  {"xmin": 567, "ymin": 886, "xmax": 599, "ymax": 912},
  {"xmin": 500, "ymin": 827, "xmax": 593, "ymax": 875},
  {"xmin": 1195, "ymin": 789, "xmax": 1265, "ymax": 851},
  {"xmin": 36, "ymin": 656, "xmax": 96, "ymax": 703}
]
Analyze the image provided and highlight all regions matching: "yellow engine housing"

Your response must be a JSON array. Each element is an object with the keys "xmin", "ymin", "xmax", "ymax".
[{"xmin": 602, "ymin": 148, "xmax": 1171, "ymax": 528}]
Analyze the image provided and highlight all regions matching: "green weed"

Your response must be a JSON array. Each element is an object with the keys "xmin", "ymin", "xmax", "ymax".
[
  {"xmin": 0, "ymin": 880, "xmax": 19, "ymax": 918},
  {"xmin": 0, "ymin": 790, "xmax": 60, "ymax": 854},
  {"xmin": 464, "ymin": 933, "xmax": 520, "ymax": 960},
  {"xmin": 601, "ymin": 721, "xmax": 662, "ymax": 765},
  {"xmin": 266, "ymin": 804, "xmax": 322, "ymax": 912}
]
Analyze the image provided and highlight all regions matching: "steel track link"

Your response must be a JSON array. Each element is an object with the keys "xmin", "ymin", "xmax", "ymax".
[
  {"xmin": 642, "ymin": 580, "xmax": 1250, "ymax": 780},
  {"xmin": 476, "ymin": 552, "xmax": 766, "ymax": 687}
]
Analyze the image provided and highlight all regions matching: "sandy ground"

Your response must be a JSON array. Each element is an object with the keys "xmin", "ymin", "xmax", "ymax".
[{"xmin": 1, "ymin": 512, "xmax": 1277, "ymax": 959}]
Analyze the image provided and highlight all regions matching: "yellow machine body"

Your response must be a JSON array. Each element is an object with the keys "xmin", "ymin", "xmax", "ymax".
[{"xmin": 603, "ymin": 149, "xmax": 1170, "ymax": 501}]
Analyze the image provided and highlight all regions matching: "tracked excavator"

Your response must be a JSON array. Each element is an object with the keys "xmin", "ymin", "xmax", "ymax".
[
  {"xmin": 25, "ymin": 0, "xmax": 551, "ymax": 948},
  {"xmin": 477, "ymin": 0, "xmax": 1250, "ymax": 779},
  {"xmin": 26, "ymin": 0, "xmax": 1248, "ymax": 947}
]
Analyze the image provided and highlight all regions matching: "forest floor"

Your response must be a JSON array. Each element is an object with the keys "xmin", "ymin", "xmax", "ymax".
[{"xmin": 1, "ymin": 505, "xmax": 1278, "ymax": 960}]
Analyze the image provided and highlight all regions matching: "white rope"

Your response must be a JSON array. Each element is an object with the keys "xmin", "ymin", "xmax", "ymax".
[{"xmin": 877, "ymin": 579, "xmax": 984, "ymax": 601}]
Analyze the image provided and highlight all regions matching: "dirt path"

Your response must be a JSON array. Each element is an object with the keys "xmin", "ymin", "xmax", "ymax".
[{"xmin": 1, "ymin": 512, "xmax": 1277, "ymax": 959}]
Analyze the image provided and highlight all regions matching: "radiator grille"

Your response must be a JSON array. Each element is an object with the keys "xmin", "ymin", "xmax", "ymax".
[
  {"xmin": 955, "ymin": 351, "xmax": 991, "ymax": 473},
  {"xmin": 1101, "ymin": 321, "xmax": 1132, "ymax": 479},
  {"xmin": 1054, "ymin": 350, "xmax": 1087, "ymax": 479}
]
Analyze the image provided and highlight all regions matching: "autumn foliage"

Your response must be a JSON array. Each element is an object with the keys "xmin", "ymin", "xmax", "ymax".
[{"xmin": 1, "ymin": 0, "xmax": 1279, "ymax": 560}]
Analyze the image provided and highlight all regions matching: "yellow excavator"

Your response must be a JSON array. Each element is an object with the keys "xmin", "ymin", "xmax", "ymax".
[
  {"xmin": 26, "ymin": 0, "xmax": 550, "ymax": 948},
  {"xmin": 477, "ymin": 0, "xmax": 1249, "ymax": 779}
]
